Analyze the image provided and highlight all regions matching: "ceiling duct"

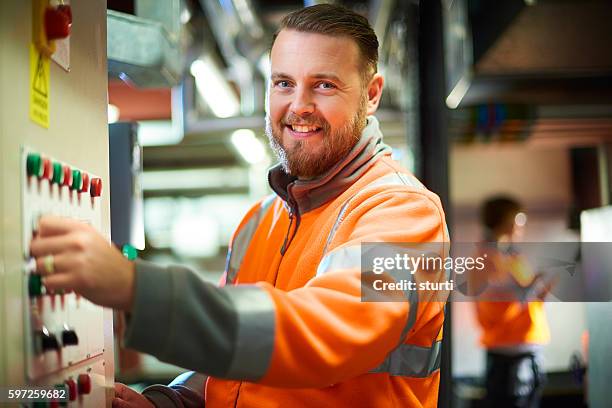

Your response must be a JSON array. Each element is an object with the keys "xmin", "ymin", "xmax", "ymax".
[
  {"xmin": 444, "ymin": 0, "xmax": 612, "ymax": 108},
  {"xmin": 107, "ymin": 0, "xmax": 186, "ymax": 88}
]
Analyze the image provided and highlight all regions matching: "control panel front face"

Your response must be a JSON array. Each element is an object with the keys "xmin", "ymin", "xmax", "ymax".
[{"xmin": 22, "ymin": 147, "xmax": 108, "ymax": 405}]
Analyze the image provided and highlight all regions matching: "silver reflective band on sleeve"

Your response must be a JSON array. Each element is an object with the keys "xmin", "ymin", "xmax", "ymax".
[
  {"xmin": 223, "ymin": 285, "xmax": 276, "ymax": 380},
  {"xmin": 226, "ymin": 194, "xmax": 276, "ymax": 283},
  {"xmin": 370, "ymin": 340, "xmax": 442, "ymax": 378},
  {"xmin": 316, "ymin": 245, "xmax": 361, "ymax": 277}
]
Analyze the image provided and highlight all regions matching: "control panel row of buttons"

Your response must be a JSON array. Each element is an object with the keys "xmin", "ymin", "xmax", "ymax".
[
  {"xmin": 32, "ymin": 373, "xmax": 92, "ymax": 407},
  {"xmin": 26, "ymin": 152, "xmax": 102, "ymax": 196}
]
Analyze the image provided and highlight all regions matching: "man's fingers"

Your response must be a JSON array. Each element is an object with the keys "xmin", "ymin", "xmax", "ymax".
[
  {"xmin": 35, "ymin": 252, "xmax": 74, "ymax": 275},
  {"xmin": 36, "ymin": 215, "xmax": 85, "ymax": 237},
  {"xmin": 114, "ymin": 383, "xmax": 130, "ymax": 399},
  {"xmin": 112, "ymin": 398, "xmax": 130, "ymax": 408},
  {"xmin": 43, "ymin": 273, "xmax": 78, "ymax": 292},
  {"xmin": 30, "ymin": 234, "xmax": 80, "ymax": 257}
]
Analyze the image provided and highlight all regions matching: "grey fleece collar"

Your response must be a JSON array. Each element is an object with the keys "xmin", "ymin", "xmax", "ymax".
[{"xmin": 268, "ymin": 116, "xmax": 392, "ymax": 215}]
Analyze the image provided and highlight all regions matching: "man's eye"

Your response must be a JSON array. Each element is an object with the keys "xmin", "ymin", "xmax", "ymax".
[
  {"xmin": 317, "ymin": 82, "xmax": 336, "ymax": 90},
  {"xmin": 275, "ymin": 80, "xmax": 291, "ymax": 88}
]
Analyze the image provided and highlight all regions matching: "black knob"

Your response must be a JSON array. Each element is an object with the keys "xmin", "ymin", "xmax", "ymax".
[
  {"xmin": 62, "ymin": 329, "xmax": 79, "ymax": 346},
  {"xmin": 40, "ymin": 329, "xmax": 60, "ymax": 352}
]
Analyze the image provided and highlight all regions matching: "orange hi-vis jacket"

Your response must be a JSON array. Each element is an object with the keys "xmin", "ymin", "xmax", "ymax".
[
  {"xmin": 125, "ymin": 116, "xmax": 449, "ymax": 407},
  {"xmin": 474, "ymin": 247, "xmax": 550, "ymax": 349},
  {"xmin": 207, "ymin": 117, "xmax": 449, "ymax": 407}
]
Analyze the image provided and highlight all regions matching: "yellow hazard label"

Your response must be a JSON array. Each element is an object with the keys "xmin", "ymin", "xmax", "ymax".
[{"xmin": 30, "ymin": 43, "xmax": 50, "ymax": 128}]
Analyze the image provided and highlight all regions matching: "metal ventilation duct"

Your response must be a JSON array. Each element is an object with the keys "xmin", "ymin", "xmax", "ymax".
[
  {"xmin": 107, "ymin": 1, "xmax": 184, "ymax": 88},
  {"xmin": 444, "ymin": 0, "xmax": 612, "ymax": 108}
]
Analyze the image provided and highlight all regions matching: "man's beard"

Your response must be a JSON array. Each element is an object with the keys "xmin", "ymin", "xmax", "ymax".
[{"xmin": 265, "ymin": 99, "xmax": 368, "ymax": 179}]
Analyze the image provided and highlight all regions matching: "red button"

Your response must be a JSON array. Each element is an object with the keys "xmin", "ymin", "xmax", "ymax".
[
  {"xmin": 65, "ymin": 378, "xmax": 77, "ymax": 401},
  {"xmin": 62, "ymin": 165, "xmax": 72, "ymax": 187},
  {"xmin": 77, "ymin": 373, "xmax": 91, "ymax": 395},
  {"xmin": 45, "ymin": 6, "xmax": 72, "ymax": 40},
  {"xmin": 90, "ymin": 178, "xmax": 102, "ymax": 197},
  {"xmin": 42, "ymin": 158, "xmax": 53, "ymax": 180},
  {"xmin": 80, "ymin": 172, "xmax": 90, "ymax": 193}
]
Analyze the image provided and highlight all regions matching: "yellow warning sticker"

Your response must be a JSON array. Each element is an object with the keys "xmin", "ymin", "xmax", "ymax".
[{"xmin": 30, "ymin": 43, "xmax": 50, "ymax": 128}]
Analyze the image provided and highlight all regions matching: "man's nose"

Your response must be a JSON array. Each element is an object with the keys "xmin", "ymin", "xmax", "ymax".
[{"xmin": 289, "ymin": 86, "xmax": 315, "ymax": 116}]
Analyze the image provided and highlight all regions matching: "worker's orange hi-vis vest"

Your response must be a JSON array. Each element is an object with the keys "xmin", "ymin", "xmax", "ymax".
[
  {"xmin": 206, "ymin": 117, "xmax": 449, "ymax": 407},
  {"xmin": 475, "ymin": 250, "xmax": 550, "ymax": 348}
]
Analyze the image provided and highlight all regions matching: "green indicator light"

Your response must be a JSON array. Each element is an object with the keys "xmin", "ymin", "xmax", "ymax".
[
  {"xmin": 29, "ymin": 274, "xmax": 43, "ymax": 297},
  {"xmin": 71, "ymin": 169, "xmax": 82, "ymax": 190},
  {"xmin": 122, "ymin": 244, "xmax": 138, "ymax": 261},
  {"xmin": 26, "ymin": 153, "xmax": 43, "ymax": 177},
  {"xmin": 52, "ymin": 162, "xmax": 63, "ymax": 184}
]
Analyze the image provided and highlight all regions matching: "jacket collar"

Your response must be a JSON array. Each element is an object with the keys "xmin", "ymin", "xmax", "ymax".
[{"xmin": 268, "ymin": 116, "xmax": 392, "ymax": 215}]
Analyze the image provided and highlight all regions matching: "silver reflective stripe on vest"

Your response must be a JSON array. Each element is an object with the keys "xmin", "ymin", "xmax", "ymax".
[
  {"xmin": 223, "ymin": 285, "xmax": 276, "ymax": 380},
  {"xmin": 317, "ymin": 171, "xmax": 444, "ymax": 378},
  {"xmin": 226, "ymin": 194, "xmax": 276, "ymax": 283},
  {"xmin": 370, "ymin": 340, "xmax": 442, "ymax": 378}
]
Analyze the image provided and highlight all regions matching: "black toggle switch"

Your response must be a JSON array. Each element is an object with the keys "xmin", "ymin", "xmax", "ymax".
[
  {"xmin": 39, "ymin": 327, "xmax": 60, "ymax": 352},
  {"xmin": 62, "ymin": 328, "xmax": 79, "ymax": 346}
]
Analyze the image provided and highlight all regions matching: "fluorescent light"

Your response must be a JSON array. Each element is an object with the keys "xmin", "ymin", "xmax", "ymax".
[
  {"xmin": 108, "ymin": 104, "xmax": 120, "ymax": 123},
  {"xmin": 445, "ymin": 76, "xmax": 470, "ymax": 109},
  {"xmin": 137, "ymin": 120, "xmax": 184, "ymax": 146},
  {"xmin": 171, "ymin": 212, "xmax": 219, "ymax": 258},
  {"xmin": 190, "ymin": 57, "xmax": 240, "ymax": 118},
  {"xmin": 515, "ymin": 212, "xmax": 528, "ymax": 227},
  {"xmin": 231, "ymin": 129, "xmax": 267, "ymax": 164}
]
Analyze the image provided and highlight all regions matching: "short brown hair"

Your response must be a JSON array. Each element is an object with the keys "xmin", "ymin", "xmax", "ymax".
[
  {"xmin": 481, "ymin": 196, "xmax": 522, "ymax": 230},
  {"xmin": 271, "ymin": 4, "xmax": 379, "ymax": 83}
]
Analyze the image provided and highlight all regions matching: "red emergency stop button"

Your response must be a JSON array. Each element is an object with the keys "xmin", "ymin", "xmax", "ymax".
[
  {"xmin": 77, "ymin": 373, "xmax": 91, "ymax": 395},
  {"xmin": 45, "ymin": 5, "xmax": 72, "ymax": 41},
  {"xmin": 90, "ymin": 178, "xmax": 102, "ymax": 197},
  {"xmin": 62, "ymin": 165, "xmax": 72, "ymax": 188},
  {"xmin": 80, "ymin": 172, "xmax": 90, "ymax": 193},
  {"xmin": 65, "ymin": 378, "xmax": 77, "ymax": 401}
]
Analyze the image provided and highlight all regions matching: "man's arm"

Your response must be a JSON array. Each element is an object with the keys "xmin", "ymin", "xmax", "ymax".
[
  {"xmin": 141, "ymin": 372, "xmax": 206, "ymax": 408},
  {"xmin": 124, "ymin": 189, "xmax": 446, "ymax": 387}
]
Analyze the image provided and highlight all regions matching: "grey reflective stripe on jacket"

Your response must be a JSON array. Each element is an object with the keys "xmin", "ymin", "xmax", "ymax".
[
  {"xmin": 316, "ymin": 171, "xmax": 444, "ymax": 378},
  {"xmin": 370, "ymin": 340, "xmax": 443, "ymax": 377},
  {"xmin": 226, "ymin": 194, "xmax": 276, "ymax": 283},
  {"xmin": 125, "ymin": 260, "xmax": 275, "ymax": 382}
]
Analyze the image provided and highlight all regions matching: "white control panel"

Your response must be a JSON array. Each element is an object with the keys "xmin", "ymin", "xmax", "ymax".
[
  {"xmin": 22, "ymin": 148, "xmax": 109, "ymax": 404},
  {"xmin": 1, "ymin": 1, "xmax": 112, "ymax": 406}
]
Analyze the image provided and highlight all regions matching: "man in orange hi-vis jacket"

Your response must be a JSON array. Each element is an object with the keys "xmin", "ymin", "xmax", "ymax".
[{"xmin": 30, "ymin": 4, "xmax": 449, "ymax": 407}]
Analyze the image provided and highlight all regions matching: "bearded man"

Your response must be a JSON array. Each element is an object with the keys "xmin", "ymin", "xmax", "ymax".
[{"xmin": 31, "ymin": 4, "xmax": 449, "ymax": 407}]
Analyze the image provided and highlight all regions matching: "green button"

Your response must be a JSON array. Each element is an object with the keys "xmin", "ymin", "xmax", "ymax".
[
  {"xmin": 29, "ymin": 274, "xmax": 43, "ymax": 297},
  {"xmin": 27, "ymin": 153, "xmax": 43, "ymax": 177},
  {"xmin": 122, "ymin": 244, "xmax": 138, "ymax": 261},
  {"xmin": 55, "ymin": 383, "xmax": 69, "ymax": 406},
  {"xmin": 52, "ymin": 162, "xmax": 64, "ymax": 184},
  {"xmin": 71, "ymin": 169, "xmax": 82, "ymax": 190}
]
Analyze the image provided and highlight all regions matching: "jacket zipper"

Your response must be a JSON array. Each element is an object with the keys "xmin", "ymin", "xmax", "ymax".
[
  {"xmin": 274, "ymin": 205, "xmax": 300, "ymax": 287},
  {"xmin": 235, "ymin": 203, "xmax": 299, "ymax": 406},
  {"xmin": 233, "ymin": 382, "xmax": 242, "ymax": 408}
]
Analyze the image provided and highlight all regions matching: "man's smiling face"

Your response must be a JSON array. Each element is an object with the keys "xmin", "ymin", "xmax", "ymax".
[{"xmin": 266, "ymin": 29, "xmax": 370, "ymax": 179}]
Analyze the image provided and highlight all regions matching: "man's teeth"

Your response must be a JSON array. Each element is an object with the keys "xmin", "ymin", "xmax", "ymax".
[{"xmin": 291, "ymin": 125, "xmax": 319, "ymax": 133}]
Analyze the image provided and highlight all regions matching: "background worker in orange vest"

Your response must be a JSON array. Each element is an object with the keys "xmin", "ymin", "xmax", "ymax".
[
  {"xmin": 30, "ymin": 4, "xmax": 449, "ymax": 407},
  {"xmin": 474, "ymin": 196, "xmax": 550, "ymax": 408}
]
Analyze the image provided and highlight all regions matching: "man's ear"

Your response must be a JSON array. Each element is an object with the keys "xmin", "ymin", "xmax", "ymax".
[{"xmin": 366, "ymin": 73, "xmax": 384, "ymax": 115}]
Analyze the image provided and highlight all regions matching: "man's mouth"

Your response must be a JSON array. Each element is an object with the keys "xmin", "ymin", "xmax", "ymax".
[{"xmin": 284, "ymin": 124, "xmax": 322, "ymax": 138}]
